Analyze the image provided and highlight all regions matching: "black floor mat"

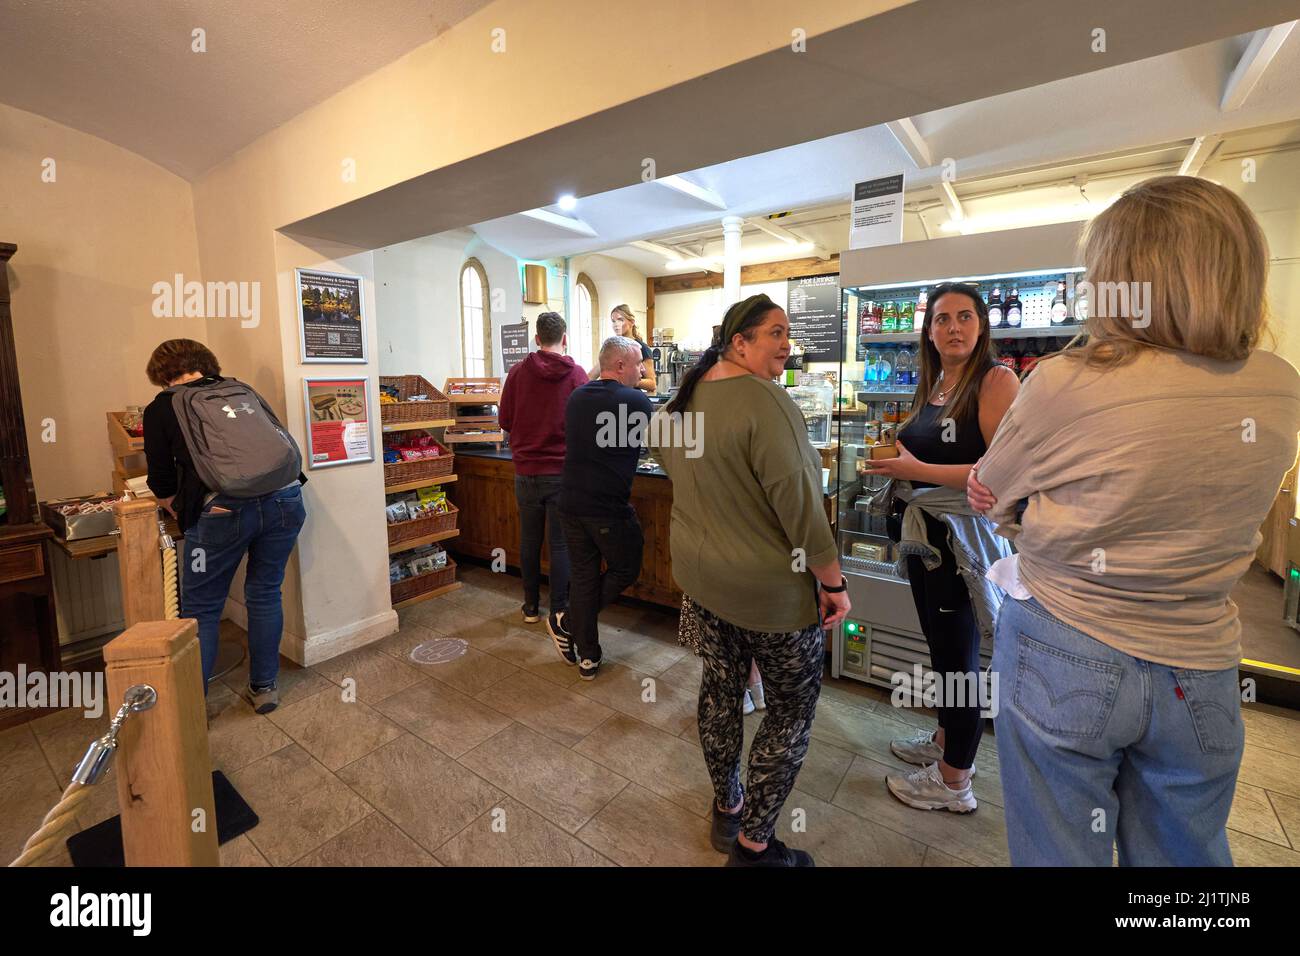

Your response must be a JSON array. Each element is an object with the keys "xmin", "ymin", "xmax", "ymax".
[{"xmin": 66, "ymin": 770, "xmax": 258, "ymax": 867}]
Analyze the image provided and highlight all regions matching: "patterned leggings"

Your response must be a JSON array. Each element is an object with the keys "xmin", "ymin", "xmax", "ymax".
[{"xmin": 682, "ymin": 596, "xmax": 824, "ymax": 844}]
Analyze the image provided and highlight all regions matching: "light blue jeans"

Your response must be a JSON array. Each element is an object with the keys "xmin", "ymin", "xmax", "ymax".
[{"xmin": 992, "ymin": 595, "xmax": 1243, "ymax": 866}]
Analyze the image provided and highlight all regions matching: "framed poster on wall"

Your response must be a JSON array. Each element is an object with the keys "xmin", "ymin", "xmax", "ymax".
[
  {"xmin": 296, "ymin": 269, "xmax": 367, "ymax": 363},
  {"xmin": 303, "ymin": 377, "xmax": 373, "ymax": 468}
]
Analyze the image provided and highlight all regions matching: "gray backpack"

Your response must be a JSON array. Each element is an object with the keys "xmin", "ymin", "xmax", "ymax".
[{"xmin": 167, "ymin": 378, "xmax": 302, "ymax": 497}]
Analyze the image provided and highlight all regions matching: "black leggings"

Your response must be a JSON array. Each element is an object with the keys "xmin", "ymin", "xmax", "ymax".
[
  {"xmin": 691, "ymin": 599, "xmax": 823, "ymax": 844},
  {"xmin": 905, "ymin": 511, "xmax": 983, "ymax": 771}
]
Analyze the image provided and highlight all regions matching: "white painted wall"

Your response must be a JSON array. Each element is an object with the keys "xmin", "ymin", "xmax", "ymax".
[
  {"xmin": 653, "ymin": 279, "xmax": 789, "ymax": 350},
  {"xmin": 0, "ymin": 102, "xmax": 203, "ymax": 499},
  {"xmin": 373, "ymin": 232, "xmax": 526, "ymax": 385},
  {"xmin": 568, "ymin": 252, "xmax": 649, "ymax": 365}
]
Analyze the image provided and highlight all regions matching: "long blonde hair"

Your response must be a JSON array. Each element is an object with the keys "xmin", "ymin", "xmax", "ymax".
[
  {"xmin": 1066, "ymin": 175, "xmax": 1271, "ymax": 368},
  {"xmin": 611, "ymin": 304, "xmax": 643, "ymax": 343}
]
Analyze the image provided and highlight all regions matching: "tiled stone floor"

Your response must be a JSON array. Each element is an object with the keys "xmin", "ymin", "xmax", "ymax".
[{"xmin": 3, "ymin": 563, "xmax": 1299, "ymax": 867}]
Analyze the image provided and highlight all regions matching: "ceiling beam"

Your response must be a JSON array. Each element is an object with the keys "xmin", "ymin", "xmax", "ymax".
[
  {"xmin": 886, "ymin": 118, "xmax": 932, "ymax": 168},
  {"xmin": 656, "ymin": 174, "xmax": 728, "ymax": 210},
  {"xmin": 745, "ymin": 217, "xmax": 829, "ymax": 260},
  {"xmin": 633, "ymin": 239, "xmax": 722, "ymax": 273},
  {"xmin": 938, "ymin": 180, "xmax": 964, "ymax": 222},
  {"xmin": 1178, "ymin": 134, "xmax": 1223, "ymax": 176},
  {"xmin": 651, "ymin": 255, "xmax": 842, "ymax": 293},
  {"xmin": 519, "ymin": 208, "xmax": 598, "ymax": 236},
  {"xmin": 1221, "ymin": 21, "xmax": 1297, "ymax": 111}
]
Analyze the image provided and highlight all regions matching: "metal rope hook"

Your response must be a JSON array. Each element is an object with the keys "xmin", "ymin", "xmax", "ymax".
[
  {"xmin": 9, "ymin": 684, "xmax": 158, "ymax": 866},
  {"xmin": 71, "ymin": 684, "xmax": 158, "ymax": 786}
]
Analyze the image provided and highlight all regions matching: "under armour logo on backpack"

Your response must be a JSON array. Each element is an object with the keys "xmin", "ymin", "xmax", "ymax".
[{"xmin": 221, "ymin": 403, "xmax": 255, "ymax": 419}]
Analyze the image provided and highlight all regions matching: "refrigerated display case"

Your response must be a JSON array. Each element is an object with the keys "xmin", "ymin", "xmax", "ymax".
[{"xmin": 830, "ymin": 220, "xmax": 1087, "ymax": 689}]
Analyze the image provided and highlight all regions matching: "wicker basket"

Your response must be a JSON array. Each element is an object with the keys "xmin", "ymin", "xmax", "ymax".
[
  {"xmin": 383, "ymin": 440, "xmax": 454, "ymax": 485},
  {"xmin": 391, "ymin": 557, "xmax": 457, "ymax": 604},
  {"xmin": 380, "ymin": 375, "xmax": 451, "ymax": 424},
  {"xmin": 387, "ymin": 502, "xmax": 459, "ymax": 546}
]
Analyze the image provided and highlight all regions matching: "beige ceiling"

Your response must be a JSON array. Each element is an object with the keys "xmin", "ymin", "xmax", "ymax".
[{"xmin": 0, "ymin": 0, "xmax": 494, "ymax": 179}]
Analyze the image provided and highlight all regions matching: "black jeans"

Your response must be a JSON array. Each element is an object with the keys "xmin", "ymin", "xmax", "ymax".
[
  {"xmin": 514, "ymin": 474, "xmax": 569, "ymax": 612},
  {"xmin": 559, "ymin": 510, "xmax": 644, "ymax": 660},
  {"xmin": 904, "ymin": 510, "xmax": 983, "ymax": 771}
]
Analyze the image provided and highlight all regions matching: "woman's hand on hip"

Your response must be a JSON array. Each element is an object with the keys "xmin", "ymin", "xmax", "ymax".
[
  {"xmin": 819, "ymin": 587, "xmax": 851, "ymax": 627},
  {"xmin": 967, "ymin": 460, "xmax": 997, "ymax": 512}
]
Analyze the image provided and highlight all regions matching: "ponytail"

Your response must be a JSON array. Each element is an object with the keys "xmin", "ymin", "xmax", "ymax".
[{"xmin": 664, "ymin": 293, "xmax": 781, "ymax": 416}]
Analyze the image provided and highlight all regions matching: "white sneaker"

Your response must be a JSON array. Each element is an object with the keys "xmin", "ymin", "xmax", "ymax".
[
  {"xmin": 886, "ymin": 762, "xmax": 977, "ymax": 813},
  {"xmin": 748, "ymin": 681, "xmax": 766, "ymax": 711},
  {"xmin": 742, "ymin": 689, "xmax": 755, "ymax": 715},
  {"xmin": 890, "ymin": 729, "xmax": 944, "ymax": 766}
]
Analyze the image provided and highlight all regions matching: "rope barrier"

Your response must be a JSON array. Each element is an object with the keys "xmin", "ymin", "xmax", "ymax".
[
  {"xmin": 7, "ymin": 684, "xmax": 157, "ymax": 867},
  {"xmin": 7, "ymin": 782, "xmax": 95, "ymax": 867},
  {"xmin": 163, "ymin": 543, "xmax": 179, "ymax": 620}
]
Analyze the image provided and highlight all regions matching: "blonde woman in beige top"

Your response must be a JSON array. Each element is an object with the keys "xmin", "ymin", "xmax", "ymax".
[{"xmin": 967, "ymin": 175, "xmax": 1300, "ymax": 866}]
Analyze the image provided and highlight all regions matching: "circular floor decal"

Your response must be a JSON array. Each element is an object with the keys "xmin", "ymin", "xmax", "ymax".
[{"xmin": 409, "ymin": 638, "xmax": 469, "ymax": 665}]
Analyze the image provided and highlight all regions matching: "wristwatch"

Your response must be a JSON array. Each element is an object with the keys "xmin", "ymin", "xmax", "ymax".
[{"xmin": 821, "ymin": 576, "xmax": 848, "ymax": 593}]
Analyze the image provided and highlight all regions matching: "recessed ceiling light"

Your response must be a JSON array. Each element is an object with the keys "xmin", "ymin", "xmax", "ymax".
[{"xmin": 557, "ymin": 195, "xmax": 577, "ymax": 211}]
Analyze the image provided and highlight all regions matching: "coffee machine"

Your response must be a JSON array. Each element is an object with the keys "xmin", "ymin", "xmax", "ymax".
[{"xmin": 651, "ymin": 342, "xmax": 679, "ymax": 395}]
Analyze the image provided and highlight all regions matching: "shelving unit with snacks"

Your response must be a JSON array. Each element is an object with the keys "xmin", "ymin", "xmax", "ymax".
[
  {"xmin": 442, "ymin": 377, "xmax": 504, "ymax": 446},
  {"xmin": 379, "ymin": 374, "xmax": 461, "ymax": 609},
  {"xmin": 830, "ymin": 220, "xmax": 1087, "ymax": 691}
]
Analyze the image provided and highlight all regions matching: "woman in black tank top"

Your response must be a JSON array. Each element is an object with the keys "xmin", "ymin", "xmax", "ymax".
[{"xmin": 861, "ymin": 282, "xmax": 1019, "ymax": 815}]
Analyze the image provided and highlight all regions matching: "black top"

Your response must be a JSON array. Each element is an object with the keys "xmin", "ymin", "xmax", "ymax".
[
  {"xmin": 897, "ymin": 365, "xmax": 994, "ymax": 490},
  {"xmin": 560, "ymin": 378, "xmax": 654, "ymax": 517},
  {"xmin": 636, "ymin": 340, "xmax": 652, "ymax": 363},
  {"xmin": 143, "ymin": 376, "xmax": 307, "ymax": 532}
]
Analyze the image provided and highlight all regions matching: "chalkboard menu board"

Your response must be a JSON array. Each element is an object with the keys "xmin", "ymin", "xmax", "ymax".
[
  {"xmin": 786, "ymin": 274, "xmax": 840, "ymax": 362},
  {"xmin": 501, "ymin": 321, "xmax": 530, "ymax": 373}
]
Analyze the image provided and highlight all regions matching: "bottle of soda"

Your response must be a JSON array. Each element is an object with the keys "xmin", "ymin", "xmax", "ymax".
[
  {"xmin": 862, "ymin": 300, "xmax": 882, "ymax": 334},
  {"xmin": 914, "ymin": 290, "xmax": 928, "ymax": 332},
  {"xmin": 988, "ymin": 286, "xmax": 1004, "ymax": 328},
  {"xmin": 1005, "ymin": 286, "xmax": 1022, "ymax": 327},
  {"xmin": 996, "ymin": 339, "xmax": 1019, "ymax": 373},
  {"xmin": 1051, "ymin": 280, "xmax": 1069, "ymax": 325},
  {"xmin": 882, "ymin": 301, "xmax": 899, "ymax": 333}
]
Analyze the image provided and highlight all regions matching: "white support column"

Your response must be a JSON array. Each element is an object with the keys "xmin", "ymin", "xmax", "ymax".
[{"xmin": 722, "ymin": 215, "xmax": 744, "ymax": 307}]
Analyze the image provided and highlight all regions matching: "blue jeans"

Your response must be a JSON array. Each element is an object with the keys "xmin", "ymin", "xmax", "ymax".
[
  {"xmin": 514, "ymin": 474, "xmax": 569, "ymax": 613},
  {"xmin": 992, "ymin": 595, "xmax": 1243, "ymax": 866},
  {"xmin": 181, "ymin": 484, "xmax": 307, "ymax": 691}
]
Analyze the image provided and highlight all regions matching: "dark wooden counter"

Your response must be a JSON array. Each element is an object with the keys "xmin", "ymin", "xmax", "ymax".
[{"xmin": 449, "ymin": 451, "xmax": 681, "ymax": 607}]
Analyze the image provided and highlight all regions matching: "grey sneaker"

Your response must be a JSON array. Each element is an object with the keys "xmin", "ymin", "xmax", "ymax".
[
  {"xmin": 889, "ymin": 729, "xmax": 976, "ymax": 775},
  {"xmin": 886, "ymin": 762, "xmax": 977, "ymax": 813},
  {"xmin": 890, "ymin": 729, "xmax": 944, "ymax": 766},
  {"xmin": 244, "ymin": 683, "xmax": 279, "ymax": 714}
]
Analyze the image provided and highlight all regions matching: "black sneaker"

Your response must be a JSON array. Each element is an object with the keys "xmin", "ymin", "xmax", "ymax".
[
  {"xmin": 522, "ymin": 603, "xmax": 540, "ymax": 624},
  {"xmin": 547, "ymin": 610, "xmax": 576, "ymax": 664},
  {"xmin": 578, "ymin": 655, "xmax": 601, "ymax": 681},
  {"xmin": 725, "ymin": 836, "xmax": 815, "ymax": 867},
  {"xmin": 710, "ymin": 802, "xmax": 742, "ymax": 852}
]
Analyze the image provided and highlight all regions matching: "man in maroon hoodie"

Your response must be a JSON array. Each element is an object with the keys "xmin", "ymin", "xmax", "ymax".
[{"xmin": 498, "ymin": 312, "xmax": 590, "ymax": 641}]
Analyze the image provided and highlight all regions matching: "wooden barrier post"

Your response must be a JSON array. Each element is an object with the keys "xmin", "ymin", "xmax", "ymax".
[
  {"xmin": 104, "ymin": 619, "xmax": 219, "ymax": 866},
  {"xmin": 113, "ymin": 498, "xmax": 165, "ymax": 626}
]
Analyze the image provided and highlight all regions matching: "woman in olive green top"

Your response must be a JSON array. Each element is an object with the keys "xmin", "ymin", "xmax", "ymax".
[{"xmin": 652, "ymin": 293, "xmax": 850, "ymax": 868}]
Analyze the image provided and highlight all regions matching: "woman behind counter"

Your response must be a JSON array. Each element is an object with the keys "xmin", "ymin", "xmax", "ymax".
[
  {"xmin": 608, "ymin": 304, "xmax": 656, "ymax": 393},
  {"xmin": 652, "ymin": 293, "xmax": 850, "ymax": 868}
]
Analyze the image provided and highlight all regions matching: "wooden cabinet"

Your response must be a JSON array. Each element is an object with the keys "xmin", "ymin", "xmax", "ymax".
[
  {"xmin": 0, "ymin": 242, "xmax": 61, "ymax": 728},
  {"xmin": 450, "ymin": 453, "xmax": 683, "ymax": 608}
]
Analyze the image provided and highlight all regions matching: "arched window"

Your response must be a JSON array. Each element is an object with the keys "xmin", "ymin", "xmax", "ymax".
[
  {"xmin": 574, "ymin": 273, "xmax": 599, "ymax": 370},
  {"xmin": 460, "ymin": 259, "xmax": 492, "ymax": 377}
]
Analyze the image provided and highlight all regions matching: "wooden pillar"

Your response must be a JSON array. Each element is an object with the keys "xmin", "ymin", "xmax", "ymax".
[
  {"xmin": 104, "ymin": 618, "xmax": 218, "ymax": 866},
  {"xmin": 645, "ymin": 276, "xmax": 655, "ymax": 341},
  {"xmin": 113, "ymin": 498, "xmax": 164, "ymax": 626}
]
